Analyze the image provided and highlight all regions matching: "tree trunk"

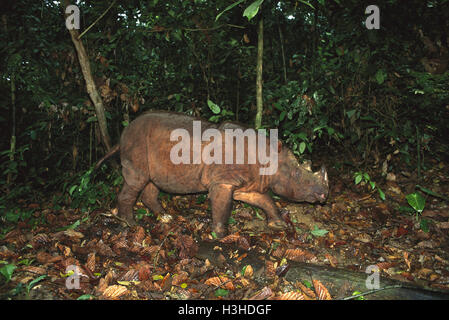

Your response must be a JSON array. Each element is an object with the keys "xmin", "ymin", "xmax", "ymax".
[
  {"xmin": 278, "ymin": 23, "xmax": 287, "ymax": 84},
  {"xmin": 255, "ymin": 17, "xmax": 264, "ymax": 129},
  {"xmin": 62, "ymin": 1, "xmax": 112, "ymax": 151},
  {"xmin": 7, "ymin": 74, "xmax": 16, "ymax": 186}
]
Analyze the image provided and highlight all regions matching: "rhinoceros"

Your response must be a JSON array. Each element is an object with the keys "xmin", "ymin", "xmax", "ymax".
[{"xmin": 96, "ymin": 111, "xmax": 328, "ymax": 237}]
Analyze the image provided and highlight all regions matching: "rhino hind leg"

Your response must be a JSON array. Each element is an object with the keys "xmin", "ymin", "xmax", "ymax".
[
  {"xmin": 118, "ymin": 160, "xmax": 149, "ymax": 226},
  {"xmin": 233, "ymin": 191, "xmax": 287, "ymax": 231},
  {"xmin": 141, "ymin": 181, "xmax": 165, "ymax": 214},
  {"xmin": 208, "ymin": 184, "xmax": 235, "ymax": 238}
]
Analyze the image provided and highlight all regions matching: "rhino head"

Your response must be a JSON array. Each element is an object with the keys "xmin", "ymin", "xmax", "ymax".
[{"xmin": 270, "ymin": 147, "xmax": 329, "ymax": 203}]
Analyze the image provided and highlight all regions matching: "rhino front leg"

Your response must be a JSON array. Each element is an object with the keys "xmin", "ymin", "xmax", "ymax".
[
  {"xmin": 141, "ymin": 182, "xmax": 165, "ymax": 214},
  {"xmin": 208, "ymin": 184, "xmax": 235, "ymax": 238},
  {"xmin": 233, "ymin": 191, "xmax": 287, "ymax": 231}
]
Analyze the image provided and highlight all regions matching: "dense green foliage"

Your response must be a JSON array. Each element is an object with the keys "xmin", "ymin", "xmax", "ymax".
[{"xmin": 1, "ymin": 0, "xmax": 448, "ymax": 215}]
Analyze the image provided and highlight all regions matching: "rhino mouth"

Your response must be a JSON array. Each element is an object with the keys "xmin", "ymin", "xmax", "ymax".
[{"xmin": 313, "ymin": 193, "xmax": 327, "ymax": 203}]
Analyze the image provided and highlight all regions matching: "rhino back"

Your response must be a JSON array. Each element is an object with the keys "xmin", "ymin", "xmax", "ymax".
[{"xmin": 119, "ymin": 111, "xmax": 269, "ymax": 194}]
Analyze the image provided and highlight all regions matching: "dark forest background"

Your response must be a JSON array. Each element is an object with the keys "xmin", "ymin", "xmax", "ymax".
[{"xmin": 1, "ymin": 0, "xmax": 448, "ymax": 218}]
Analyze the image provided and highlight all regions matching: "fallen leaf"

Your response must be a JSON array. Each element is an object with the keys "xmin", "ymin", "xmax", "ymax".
[
  {"xmin": 102, "ymin": 285, "xmax": 128, "ymax": 299},
  {"xmin": 297, "ymin": 282, "xmax": 316, "ymax": 299},
  {"xmin": 325, "ymin": 253, "xmax": 338, "ymax": 267},
  {"xmin": 243, "ymin": 265, "xmax": 254, "ymax": 278},
  {"xmin": 249, "ymin": 286, "xmax": 273, "ymax": 300},
  {"xmin": 204, "ymin": 276, "xmax": 235, "ymax": 290},
  {"xmin": 284, "ymin": 248, "xmax": 316, "ymax": 262},
  {"xmin": 278, "ymin": 291, "xmax": 305, "ymax": 300},
  {"xmin": 86, "ymin": 252, "xmax": 96, "ymax": 273},
  {"xmin": 313, "ymin": 280, "xmax": 332, "ymax": 300}
]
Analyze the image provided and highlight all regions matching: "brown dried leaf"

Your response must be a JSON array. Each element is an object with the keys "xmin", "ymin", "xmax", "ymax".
[
  {"xmin": 36, "ymin": 251, "xmax": 54, "ymax": 264},
  {"xmin": 172, "ymin": 271, "xmax": 189, "ymax": 286},
  {"xmin": 160, "ymin": 273, "xmax": 172, "ymax": 291},
  {"xmin": 130, "ymin": 226, "xmax": 146, "ymax": 245},
  {"xmin": 376, "ymin": 262, "xmax": 396, "ymax": 270},
  {"xmin": 284, "ymin": 248, "xmax": 316, "ymax": 262},
  {"xmin": 86, "ymin": 252, "xmax": 96, "ymax": 273},
  {"xmin": 403, "ymin": 252, "xmax": 411, "ymax": 270},
  {"xmin": 278, "ymin": 291, "xmax": 305, "ymax": 300},
  {"xmin": 243, "ymin": 265, "xmax": 254, "ymax": 278},
  {"xmin": 313, "ymin": 280, "xmax": 332, "ymax": 300},
  {"xmin": 31, "ymin": 233, "xmax": 50, "ymax": 249},
  {"xmin": 249, "ymin": 286, "xmax": 273, "ymax": 300},
  {"xmin": 325, "ymin": 253, "xmax": 338, "ymax": 267},
  {"xmin": 219, "ymin": 232, "xmax": 241, "ymax": 244},
  {"xmin": 271, "ymin": 246, "xmax": 286, "ymax": 258},
  {"xmin": 102, "ymin": 285, "xmax": 128, "ymax": 299},
  {"xmin": 21, "ymin": 266, "xmax": 46, "ymax": 275},
  {"xmin": 95, "ymin": 240, "xmax": 116, "ymax": 257},
  {"xmin": 137, "ymin": 264, "xmax": 151, "ymax": 281},
  {"xmin": 119, "ymin": 269, "xmax": 139, "ymax": 282},
  {"xmin": 204, "ymin": 276, "xmax": 235, "ymax": 290},
  {"xmin": 63, "ymin": 229, "xmax": 84, "ymax": 239},
  {"xmin": 265, "ymin": 260, "xmax": 276, "ymax": 279},
  {"xmin": 174, "ymin": 234, "xmax": 198, "ymax": 259},
  {"xmin": 238, "ymin": 236, "xmax": 251, "ymax": 250},
  {"xmin": 297, "ymin": 282, "xmax": 316, "ymax": 300}
]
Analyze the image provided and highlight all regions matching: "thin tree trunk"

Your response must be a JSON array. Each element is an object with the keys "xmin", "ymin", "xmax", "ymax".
[
  {"xmin": 255, "ymin": 17, "xmax": 264, "ymax": 129},
  {"xmin": 62, "ymin": 1, "xmax": 112, "ymax": 151},
  {"xmin": 7, "ymin": 74, "xmax": 16, "ymax": 186},
  {"xmin": 278, "ymin": 24, "xmax": 287, "ymax": 84}
]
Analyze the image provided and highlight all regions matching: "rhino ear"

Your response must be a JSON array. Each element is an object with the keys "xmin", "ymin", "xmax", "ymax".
[{"xmin": 303, "ymin": 160, "xmax": 312, "ymax": 171}]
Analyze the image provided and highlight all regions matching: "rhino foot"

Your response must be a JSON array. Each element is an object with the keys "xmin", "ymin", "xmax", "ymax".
[
  {"xmin": 212, "ymin": 224, "xmax": 227, "ymax": 239},
  {"xmin": 123, "ymin": 217, "xmax": 137, "ymax": 227},
  {"xmin": 267, "ymin": 219, "xmax": 287, "ymax": 231}
]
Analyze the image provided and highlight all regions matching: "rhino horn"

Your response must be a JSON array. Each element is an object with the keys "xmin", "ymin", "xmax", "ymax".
[{"xmin": 321, "ymin": 165, "xmax": 328, "ymax": 183}]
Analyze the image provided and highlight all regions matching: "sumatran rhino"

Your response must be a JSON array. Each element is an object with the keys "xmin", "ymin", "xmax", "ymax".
[{"xmin": 96, "ymin": 111, "xmax": 329, "ymax": 237}]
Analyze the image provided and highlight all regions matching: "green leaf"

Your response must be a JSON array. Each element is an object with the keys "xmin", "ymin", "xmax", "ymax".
[
  {"xmin": 406, "ymin": 192, "xmax": 425, "ymax": 213},
  {"xmin": 228, "ymin": 216, "xmax": 236, "ymax": 225},
  {"xmin": 243, "ymin": 0, "xmax": 264, "ymax": 21},
  {"xmin": 68, "ymin": 185, "xmax": 77, "ymax": 196},
  {"xmin": 241, "ymin": 265, "xmax": 248, "ymax": 276},
  {"xmin": 302, "ymin": 280, "xmax": 312, "ymax": 288},
  {"xmin": 27, "ymin": 275, "xmax": 47, "ymax": 291},
  {"xmin": 207, "ymin": 100, "xmax": 221, "ymax": 114},
  {"xmin": 378, "ymin": 188, "xmax": 386, "ymax": 201},
  {"xmin": 299, "ymin": 142, "xmax": 306, "ymax": 154},
  {"xmin": 216, "ymin": 0, "xmax": 246, "ymax": 21},
  {"xmin": 0, "ymin": 264, "xmax": 16, "ymax": 282},
  {"xmin": 310, "ymin": 225, "xmax": 328, "ymax": 237},
  {"xmin": 77, "ymin": 294, "xmax": 94, "ymax": 300},
  {"xmin": 345, "ymin": 109, "xmax": 356, "ymax": 119},
  {"xmin": 279, "ymin": 110, "xmax": 286, "ymax": 121},
  {"xmin": 86, "ymin": 116, "xmax": 97, "ymax": 123},
  {"xmin": 214, "ymin": 288, "xmax": 229, "ymax": 297},
  {"xmin": 298, "ymin": 0, "xmax": 315, "ymax": 9},
  {"xmin": 420, "ymin": 218, "xmax": 430, "ymax": 233},
  {"xmin": 375, "ymin": 69, "xmax": 387, "ymax": 84},
  {"xmin": 354, "ymin": 174, "xmax": 362, "ymax": 185}
]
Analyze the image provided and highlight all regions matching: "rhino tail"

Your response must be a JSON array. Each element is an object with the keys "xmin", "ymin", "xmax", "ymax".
[{"xmin": 94, "ymin": 144, "xmax": 120, "ymax": 169}]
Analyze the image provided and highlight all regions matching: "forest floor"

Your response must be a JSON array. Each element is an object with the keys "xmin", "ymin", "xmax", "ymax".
[{"xmin": 1, "ymin": 155, "xmax": 449, "ymax": 300}]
